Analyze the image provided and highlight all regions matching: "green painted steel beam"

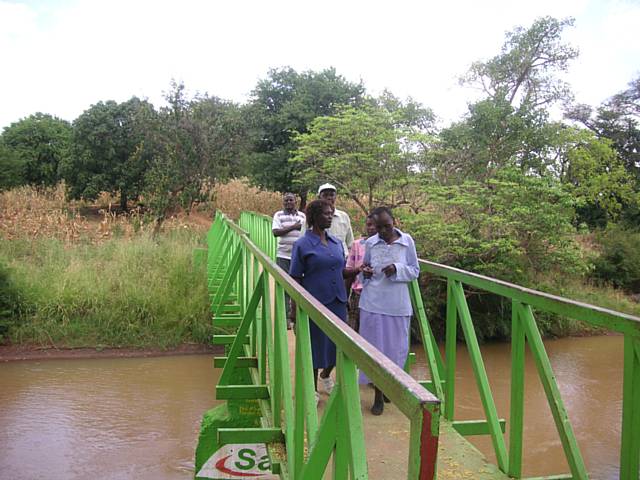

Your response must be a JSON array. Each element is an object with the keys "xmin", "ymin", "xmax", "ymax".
[
  {"xmin": 522, "ymin": 475, "xmax": 573, "ymax": 480},
  {"xmin": 509, "ymin": 301, "xmax": 526, "ymax": 478},
  {"xmin": 419, "ymin": 380, "xmax": 446, "ymax": 396},
  {"xmin": 520, "ymin": 304, "xmax": 589, "ymax": 479},
  {"xmin": 212, "ymin": 335, "xmax": 250, "ymax": 345},
  {"xmin": 213, "ymin": 356, "xmax": 258, "ymax": 368},
  {"xmin": 620, "ymin": 336, "xmax": 640, "ymax": 479},
  {"xmin": 452, "ymin": 419, "xmax": 506, "ymax": 436},
  {"xmin": 419, "ymin": 259, "xmax": 640, "ymax": 338},
  {"xmin": 211, "ymin": 316, "xmax": 243, "ymax": 327},
  {"xmin": 217, "ymin": 428, "xmax": 284, "ymax": 445},
  {"xmin": 216, "ymin": 385, "xmax": 270, "ymax": 400},
  {"xmin": 452, "ymin": 280, "xmax": 508, "ymax": 472}
]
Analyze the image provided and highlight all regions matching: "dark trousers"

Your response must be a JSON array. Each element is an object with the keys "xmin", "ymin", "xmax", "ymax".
[{"xmin": 276, "ymin": 257, "xmax": 293, "ymax": 320}]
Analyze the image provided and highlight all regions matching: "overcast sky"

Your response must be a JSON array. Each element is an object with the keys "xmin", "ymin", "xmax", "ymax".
[{"xmin": 1, "ymin": 0, "xmax": 639, "ymax": 130}]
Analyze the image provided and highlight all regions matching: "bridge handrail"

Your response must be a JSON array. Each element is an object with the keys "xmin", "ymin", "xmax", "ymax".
[
  {"xmin": 208, "ymin": 211, "xmax": 440, "ymax": 480},
  {"xmin": 239, "ymin": 213, "xmax": 439, "ymax": 417},
  {"xmin": 241, "ymin": 210, "xmax": 640, "ymax": 335},
  {"xmin": 237, "ymin": 210, "xmax": 640, "ymax": 480}
]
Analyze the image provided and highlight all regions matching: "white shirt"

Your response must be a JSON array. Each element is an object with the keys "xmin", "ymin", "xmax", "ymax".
[
  {"xmin": 272, "ymin": 209, "xmax": 306, "ymax": 259},
  {"xmin": 327, "ymin": 208, "xmax": 354, "ymax": 258},
  {"xmin": 359, "ymin": 229, "xmax": 420, "ymax": 316}
]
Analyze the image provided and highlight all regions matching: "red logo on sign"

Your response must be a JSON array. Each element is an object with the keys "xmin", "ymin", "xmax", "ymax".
[{"xmin": 215, "ymin": 455, "xmax": 263, "ymax": 477}]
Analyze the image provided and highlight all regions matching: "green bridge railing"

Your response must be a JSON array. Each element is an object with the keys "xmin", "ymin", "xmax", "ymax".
[
  {"xmin": 207, "ymin": 210, "xmax": 640, "ymax": 480},
  {"xmin": 206, "ymin": 211, "xmax": 440, "ymax": 479}
]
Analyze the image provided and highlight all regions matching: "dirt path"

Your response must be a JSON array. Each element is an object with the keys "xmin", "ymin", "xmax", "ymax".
[{"xmin": 0, "ymin": 343, "xmax": 222, "ymax": 362}]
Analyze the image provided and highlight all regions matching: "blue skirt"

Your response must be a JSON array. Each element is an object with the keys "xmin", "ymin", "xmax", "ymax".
[{"xmin": 309, "ymin": 299, "xmax": 347, "ymax": 369}]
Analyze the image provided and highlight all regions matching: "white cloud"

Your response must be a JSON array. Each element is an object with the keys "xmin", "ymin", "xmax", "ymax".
[{"xmin": 0, "ymin": 0, "xmax": 638, "ymax": 129}]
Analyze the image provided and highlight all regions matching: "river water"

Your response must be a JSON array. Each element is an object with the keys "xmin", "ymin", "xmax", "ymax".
[
  {"xmin": 0, "ymin": 355, "xmax": 222, "ymax": 480},
  {"xmin": 0, "ymin": 335, "xmax": 624, "ymax": 479},
  {"xmin": 411, "ymin": 335, "xmax": 624, "ymax": 479}
]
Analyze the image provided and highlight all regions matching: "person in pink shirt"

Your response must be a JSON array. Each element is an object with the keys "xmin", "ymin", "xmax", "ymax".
[{"xmin": 345, "ymin": 214, "xmax": 377, "ymax": 332}]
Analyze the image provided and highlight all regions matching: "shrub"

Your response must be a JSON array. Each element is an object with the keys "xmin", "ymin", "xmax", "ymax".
[
  {"xmin": 592, "ymin": 225, "xmax": 640, "ymax": 292},
  {"xmin": 0, "ymin": 261, "xmax": 23, "ymax": 343},
  {"xmin": 399, "ymin": 168, "xmax": 588, "ymax": 340}
]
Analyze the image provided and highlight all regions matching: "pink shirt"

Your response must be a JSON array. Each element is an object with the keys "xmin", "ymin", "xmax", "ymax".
[{"xmin": 346, "ymin": 237, "xmax": 367, "ymax": 293}]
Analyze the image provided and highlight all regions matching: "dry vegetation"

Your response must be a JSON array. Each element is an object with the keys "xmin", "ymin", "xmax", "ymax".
[
  {"xmin": 209, "ymin": 178, "xmax": 282, "ymax": 219},
  {"xmin": 0, "ymin": 179, "xmax": 288, "ymax": 243}
]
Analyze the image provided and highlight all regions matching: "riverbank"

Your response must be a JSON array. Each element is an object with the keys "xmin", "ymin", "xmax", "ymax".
[{"xmin": 0, "ymin": 342, "xmax": 222, "ymax": 362}]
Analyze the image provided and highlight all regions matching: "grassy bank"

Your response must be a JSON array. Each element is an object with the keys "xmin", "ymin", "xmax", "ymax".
[{"xmin": 1, "ymin": 231, "xmax": 211, "ymax": 348}]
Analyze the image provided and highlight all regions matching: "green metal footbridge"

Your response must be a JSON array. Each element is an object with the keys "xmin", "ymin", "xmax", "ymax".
[{"xmin": 194, "ymin": 211, "xmax": 640, "ymax": 480}]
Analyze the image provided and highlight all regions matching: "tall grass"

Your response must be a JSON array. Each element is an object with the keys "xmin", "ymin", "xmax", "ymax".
[{"xmin": 0, "ymin": 230, "xmax": 211, "ymax": 348}]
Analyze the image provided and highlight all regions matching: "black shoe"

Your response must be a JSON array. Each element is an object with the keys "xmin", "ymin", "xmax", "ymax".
[
  {"xmin": 371, "ymin": 401, "xmax": 384, "ymax": 416},
  {"xmin": 383, "ymin": 395, "xmax": 390, "ymax": 403}
]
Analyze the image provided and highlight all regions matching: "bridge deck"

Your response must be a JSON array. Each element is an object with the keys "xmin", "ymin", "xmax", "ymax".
[
  {"xmin": 284, "ymin": 332, "xmax": 509, "ymax": 479},
  {"xmin": 311, "ymin": 384, "xmax": 508, "ymax": 479}
]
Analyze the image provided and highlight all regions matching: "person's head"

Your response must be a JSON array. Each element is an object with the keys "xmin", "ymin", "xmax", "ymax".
[
  {"xmin": 317, "ymin": 183, "xmax": 337, "ymax": 207},
  {"xmin": 282, "ymin": 192, "xmax": 296, "ymax": 212},
  {"xmin": 306, "ymin": 199, "xmax": 333, "ymax": 230},
  {"xmin": 370, "ymin": 206, "xmax": 395, "ymax": 242},
  {"xmin": 365, "ymin": 214, "xmax": 377, "ymax": 238}
]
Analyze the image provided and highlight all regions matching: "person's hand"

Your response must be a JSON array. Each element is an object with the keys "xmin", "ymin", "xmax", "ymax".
[
  {"xmin": 362, "ymin": 264, "xmax": 374, "ymax": 279},
  {"xmin": 291, "ymin": 221, "xmax": 302, "ymax": 231},
  {"xmin": 382, "ymin": 264, "xmax": 396, "ymax": 277}
]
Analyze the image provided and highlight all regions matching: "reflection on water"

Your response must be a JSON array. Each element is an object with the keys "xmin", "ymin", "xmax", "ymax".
[
  {"xmin": 411, "ymin": 335, "xmax": 624, "ymax": 479},
  {"xmin": 0, "ymin": 355, "xmax": 221, "ymax": 480},
  {"xmin": 0, "ymin": 336, "xmax": 625, "ymax": 479}
]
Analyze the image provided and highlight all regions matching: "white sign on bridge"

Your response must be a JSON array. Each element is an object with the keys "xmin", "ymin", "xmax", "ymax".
[{"xmin": 196, "ymin": 443, "xmax": 279, "ymax": 479}]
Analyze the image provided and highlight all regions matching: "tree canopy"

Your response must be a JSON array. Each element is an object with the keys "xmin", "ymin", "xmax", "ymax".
[
  {"xmin": 248, "ymin": 67, "xmax": 365, "ymax": 202},
  {"xmin": 1, "ymin": 113, "xmax": 71, "ymax": 188}
]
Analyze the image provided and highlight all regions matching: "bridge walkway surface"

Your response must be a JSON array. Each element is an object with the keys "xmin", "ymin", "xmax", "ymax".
[
  {"xmin": 291, "ymin": 332, "xmax": 509, "ymax": 480},
  {"xmin": 193, "ymin": 211, "xmax": 640, "ymax": 480}
]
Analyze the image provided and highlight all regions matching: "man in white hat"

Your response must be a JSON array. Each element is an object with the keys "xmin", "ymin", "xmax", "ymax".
[{"xmin": 317, "ymin": 183, "xmax": 354, "ymax": 258}]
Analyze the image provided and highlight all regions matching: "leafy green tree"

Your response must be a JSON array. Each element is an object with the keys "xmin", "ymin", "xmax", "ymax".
[
  {"xmin": 1, "ymin": 113, "xmax": 71, "ymax": 187},
  {"xmin": 143, "ymin": 81, "xmax": 249, "ymax": 218},
  {"xmin": 399, "ymin": 168, "xmax": 586, "ymax": 340},
  {"xmin": 566, "ymin": 76, "xmax": 640, "ymax": 182},
  {"xmin": 62, "ymin": 98, "xmax": 156, "ymax": 210},
  {"xmin": 291, "ymin": 105, "xmax": 403, "ymax": 213},
  {"xmin": 0, "ymin": 144, "xmax": 24, "ymax": 190},
  {"xmin": 249, "ymin": 67, "xmax": 365, "ymax": 203},
  {"xmin": 437, "ymin": 17, "xmax": 578, "ymax": 180},
  {"xmin": 549, "ymin": 127, "xmax": 637, "ymax": 227},
  {"xmin": 592, "ymin": 225, "xmax": 640, "ymax": 292},
  {"xmin": 436, "ymin": 98, "xmax": 555, "ymax": 179},
  {"xmin": 462, "ymin": 16, "xmax": 578, "ymax": 110}
]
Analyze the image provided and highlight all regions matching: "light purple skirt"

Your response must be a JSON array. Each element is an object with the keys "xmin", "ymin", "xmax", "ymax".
[{"xmin": 358, "ymin": 309, "xmax": 411, "ymax": 384}]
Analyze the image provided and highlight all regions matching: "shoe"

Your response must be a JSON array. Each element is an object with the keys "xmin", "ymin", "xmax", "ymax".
[
  {"xmin": 320, "ymin": 375, "xmax": 334, "ymax": 394},
  {"xmin": 371, "ymin": 400, "xmax": 384, "ymax": 416}
]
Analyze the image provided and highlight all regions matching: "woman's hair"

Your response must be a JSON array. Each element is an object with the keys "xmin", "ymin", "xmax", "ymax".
[
  {"xmin": 305, "ymin": 199, "xmax": 331, "ymax": 228},
  {"xmin": 370, "ymin": 206, "xmax": 394, "ymax": 220}
]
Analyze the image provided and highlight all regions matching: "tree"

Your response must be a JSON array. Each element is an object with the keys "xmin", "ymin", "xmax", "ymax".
[
  {"xmin": 248, "ymin": 67, "xmax": 365, "ymax": 203},
  {"xmin": 291, "ymin": 105, "xmax": 403, "ymax": 213},
  {"xmin": 143, "ymin": 81, "xmax": 249, "ymax": 218},
  {"xmin": 61, "ymin": 98, "xmax": 156, "ymax": 210},
  {"xmin": 0, "ymin": 144, "xmax": 23, "ymax": 191},
  {"xmin": 435, "ymin": 17, "xmax": 578, "ymax": 180},
  {"xmin": 549, "ymin": 128, "xmax": 637, "ymax": 227},
  {"xmin": 1, "ymin": 113, "xmax": 71, "ymax": 187},
  {"xmin": 398, "ymin": 167, "xmax": 586, "ymax": 340},
  {"xmin": 566, "ymin": 75, "xmax": 640, "ymax": 182},
  {"xmin": 462, "ymin": 16, "xmax": 578, "ymax": 110}
]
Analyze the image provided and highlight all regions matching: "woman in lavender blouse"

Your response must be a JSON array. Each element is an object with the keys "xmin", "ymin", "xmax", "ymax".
[{"xmin": 359, "ymin": 206, "xmax": 420, "ymax": 415}]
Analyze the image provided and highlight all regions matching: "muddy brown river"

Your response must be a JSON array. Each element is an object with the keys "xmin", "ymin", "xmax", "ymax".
[{"xmin": 0, "ymin": 335, "xmax": 624, "ymax": 479}]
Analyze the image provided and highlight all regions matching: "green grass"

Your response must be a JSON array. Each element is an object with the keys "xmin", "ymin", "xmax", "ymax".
[{"xmin": 0, "ymin": 230, "xmax": 212, "ymax": 348}]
